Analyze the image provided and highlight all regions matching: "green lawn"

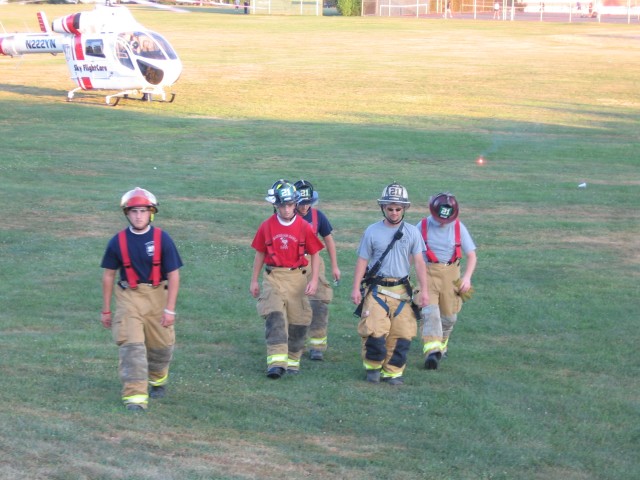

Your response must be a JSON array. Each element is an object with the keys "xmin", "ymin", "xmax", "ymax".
[{"xmin": 1, "ymin": 5, "xmax": 638, "ymax": 479}]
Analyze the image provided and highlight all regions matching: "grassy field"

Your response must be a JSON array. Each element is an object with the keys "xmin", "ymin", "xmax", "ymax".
[{"xmin": 1, "ymin": 4, "xmax": 639, "ymax": 479}]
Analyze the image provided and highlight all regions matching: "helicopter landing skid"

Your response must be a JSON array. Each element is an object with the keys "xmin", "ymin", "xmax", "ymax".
[
  {"xmin": 66, "ymin": 88, "xmax": 176, "ymax": 106},
  {"xmin": 105, "ymin": 90, "xmax": 176, "ymax": 107}
]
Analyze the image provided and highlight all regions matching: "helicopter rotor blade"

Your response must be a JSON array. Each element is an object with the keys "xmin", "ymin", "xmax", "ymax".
[{"xmin": 127, "ymin": 0, "xmax": 190, "ymax": 14}]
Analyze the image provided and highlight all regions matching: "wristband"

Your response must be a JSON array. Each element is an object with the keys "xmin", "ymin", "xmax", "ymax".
[
  {"xmin": 164, "ymin": 308, "xmax": 176, "ymax": 315},
  {"xmin": 102, "ymin": 311, "xmax": 111, "ymax": 315}
]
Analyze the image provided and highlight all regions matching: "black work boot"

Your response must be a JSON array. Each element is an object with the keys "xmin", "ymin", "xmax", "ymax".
[
  {"xmin": 309, "ymin": 349, "xmax": 324, "ymax": 361},
  {"xmin": 266, "ymin": 366, "xmax": 286, "ymax": 379},
  {"xmin": 382, "ymin": 376, "xmax": 404, "ymax": 386},
  {"xmin": 424, "ymin": 352, "xmax": 442, "ymax": 370},
  {"xmin": 366, "ymin": 369, "xmax": 381, "ymax": 383},
  {"xmin": 149, "ymin": 385, "xmax": 166, "ymax": 399}
]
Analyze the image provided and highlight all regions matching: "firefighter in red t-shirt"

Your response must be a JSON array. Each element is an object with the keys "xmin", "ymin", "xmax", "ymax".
[{"xmin": 250, "ymin": 180, "xmax": 324, "ymax": 379}]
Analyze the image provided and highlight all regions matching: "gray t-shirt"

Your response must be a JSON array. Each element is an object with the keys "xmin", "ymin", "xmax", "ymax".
[
  {"xmin": 356, "ymin": 221, "xmax": 426, "ymax": 278},
  {"xmin": 415, "ymin": 216, "xmax": 476, "ymax": 263}
]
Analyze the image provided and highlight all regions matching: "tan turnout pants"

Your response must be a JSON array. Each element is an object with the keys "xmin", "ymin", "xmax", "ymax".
[
  {"xmin": 113, "ymin": 282, "xmax": 175, "ymax": 408},
  {"xmin": 357, "ymin": 284, "xmax": 417, "ymax": 379},
  {"xmin": 257, "ymin": 267, "xmax": 312, "ymax": 371},
  {"xmin": 421, "ymin": 263, "xmax": 462, "ymax": 356},
  {"xmin": 305, "ymin": 255, "xmax": 333, "ymax": 352}
]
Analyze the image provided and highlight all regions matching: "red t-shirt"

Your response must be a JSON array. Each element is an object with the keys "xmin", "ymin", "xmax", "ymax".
[{"xmin": 252, "ymin": 215, "xmax": 324, "ymax": 268}]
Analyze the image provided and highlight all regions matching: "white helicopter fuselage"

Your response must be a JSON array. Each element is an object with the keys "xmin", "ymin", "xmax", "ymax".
[{"xmin": 0, "ymin": 5, "xmax": 182, "ymax": 103}]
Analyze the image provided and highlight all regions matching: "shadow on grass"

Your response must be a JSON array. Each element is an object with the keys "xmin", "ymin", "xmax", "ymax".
[{"xmin": 0, "ymin": 83, "xmax": 67, "ymax": 98}]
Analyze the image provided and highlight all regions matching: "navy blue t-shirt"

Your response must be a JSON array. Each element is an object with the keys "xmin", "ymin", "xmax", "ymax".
[
  {"xmin": 101, "ymin": 226, "xmax": 183, "ymax": 283},
  {"xmin": 300, "ymin": 208, "xmax": 333, "ymax": 238}
]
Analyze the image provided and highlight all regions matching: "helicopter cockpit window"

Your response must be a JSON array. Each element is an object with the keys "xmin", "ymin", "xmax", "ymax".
[
  {"xmin": 137, "ymin": 60, "xmax": 165, "ymax": 86},
  {"xmin": 124, "ymin": 32, "xmax": 166, "ymax": 61},
  {"xmin": 85, "ymin": 39, "xmax": 105, "ymax": 58},
  {"xmin": 150, "ymin": 32, "xmax": 179, "ymax": 60}
]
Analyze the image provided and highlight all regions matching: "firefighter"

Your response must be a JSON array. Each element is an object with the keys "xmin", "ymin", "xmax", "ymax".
[
  {"xmin": 250, "ymin": 180, "xmax": 324, "ymax": 379},
  {"xmin": 351, "ymin": 183, "xmax": 429, "ymax": 385},
  {"xmin": 100, "ymin": 187, "xmax": 183, "ymax": 411},
  {"xmin": 416, "ymin": 192, "xmax": 477, "ymax": 370},
  {"xmin": 294, "ymin": 179, "xmax": 341, "ymax": 361}
]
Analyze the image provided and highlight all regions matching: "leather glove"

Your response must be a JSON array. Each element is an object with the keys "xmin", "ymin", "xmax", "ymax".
[{"xmin": 453, "ymin": 278, "xmax": 474, "ymax": 303}]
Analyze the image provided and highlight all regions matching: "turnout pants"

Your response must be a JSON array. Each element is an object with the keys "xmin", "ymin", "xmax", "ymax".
[
  {"xmin": 421, "ymin": 263, "xmax": 462, "ymax": 357},
  {"xmin": 306, "ymin": 255, "xmax": 333, "ymax": 352},
  {"xmin": 357, "ymin": 283, "xmax": 417, "ymax": 379},
  {"xmin": 257, "ymin": 267, "xmax": 312, "ymax": 371},
  {"xmin": 113, "ymin": 282, "xmax": 175, "ymax": 408}
]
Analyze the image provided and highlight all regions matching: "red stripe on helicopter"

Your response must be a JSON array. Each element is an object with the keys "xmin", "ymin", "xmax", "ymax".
[
  {"xmin": 37, "ymin": 12, "xmax": 47, "ymax": 33},
  {"xmin": 73, "ymin": 35, "xmax": 84, "ymax": 60},
  {"xmin": 79, "ymin": 77, "xmax": 93, "ymax": 90},
  {"xmin": 0, "ymin": 38, "xmax": 5, "ymax": 56},
  {"xmin": 63, "ymin": 14, "xmax": 81, "ymax": 34}
]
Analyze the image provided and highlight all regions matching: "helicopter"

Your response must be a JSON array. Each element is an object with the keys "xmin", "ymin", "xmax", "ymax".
[{"xmin": 0, "ymin": 3, "xmax": 183, "ymax": 106}]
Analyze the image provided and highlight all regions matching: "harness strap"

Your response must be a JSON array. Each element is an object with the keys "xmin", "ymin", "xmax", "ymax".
[
  {"xmin": 371, "ymin": 284, "xmax": 407, "ymax": 318},
  {"xmin": 263, "ymin": 219, "xmax": 282, "ymax": 267},
  {"xmin": 150, "ymin": 227, "xmax": 162, "ymax": 287},
  {"xmin": 117, "ymin": 227, "xmax": 163, "ymax": 289},
  {"xmin": 118, "ymin": 229, "xmax": 140, "ymax": 289},
  {"xmin": 421, "ymin": 218, "xmax": 461, "ymax": 264},
  {"xmin": 310, "ymin": 208, "xmax": 318, "ymax": 236},
  {"xmin": 453, "ymin": 219, "xmax": 461, "ymax": 263}
]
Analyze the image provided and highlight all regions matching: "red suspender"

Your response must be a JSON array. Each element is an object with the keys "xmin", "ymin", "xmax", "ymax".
[
  {"xmin": 421, "ymin": 218, "xmax": 461, "ymax": 264},
  {"xmin": 310, "ymin": 208, "xmax": 318, "ymax": 235},
  {"xmin": 452, "ymin": 220, "xmax": 461, "ymax": 263},
  {"xmin": 118, "ymin": 228, "xmax": 163, "ymax": 288},
  {"xmin": 150, "ymin": 227, "xmax": 162, "ymax": 287},
  {"xmin": 297, "ymin": 218, "xmax": 307, "ymax": 265},
  {"xmin": 263, "ymin": 218, "xmax": 282, "ymax": 267},
  {"xmin": 420, "ymin": 218, "xmax": 440, "ymax": 263},
  {"xmin": 118, "ymin": 229, "xmax": 139, "ymax": 288}
]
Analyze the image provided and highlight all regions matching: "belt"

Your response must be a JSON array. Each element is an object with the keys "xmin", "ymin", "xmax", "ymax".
[
  {"xmin": 118, "ymin": 280, "xmax": 164, "ymax": 289},
  {"xmin": 427, "ymin": 260, "xmax": 460, "ymax": 266},
  {"xmin": 370, "ymin": 277, "xmax": 407, "ymax": 287},
  {"xmin": 265, "ymin": 266, "xmax": 307, "ymax": 274}
]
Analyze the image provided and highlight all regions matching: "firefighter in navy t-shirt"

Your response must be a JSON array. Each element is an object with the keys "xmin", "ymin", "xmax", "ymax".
[
  {"xmin": 294, "ymin": 179, "xmax": 341, "ymax": 362},
  {"xmin": 101, "ymin": 187, "xmax": 183, "ymax": 411}
]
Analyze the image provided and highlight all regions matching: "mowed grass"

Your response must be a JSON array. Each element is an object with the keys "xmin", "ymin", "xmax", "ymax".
[{"xmin": 1, "ymin": 5, "xmax": 639, "ymax": 479}]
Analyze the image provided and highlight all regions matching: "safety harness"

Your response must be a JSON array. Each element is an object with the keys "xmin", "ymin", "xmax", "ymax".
[
  {"xmin": 355, "ymin": 222, "xmax": 414, "ymax": 318},
  {"xmin": 264, "ymin": 216, "xmax": 307, "ymax": 268},
  {"xmin": 368, "ymin": 277, "xmax": 414, "ymax": 318},
  {"xmin": 420, "ymin": 218, "xmax": 461, "ymax": 265},
  {"xmin": 118, "ymin": 227, "xmax": 162, "ymax": 288}
]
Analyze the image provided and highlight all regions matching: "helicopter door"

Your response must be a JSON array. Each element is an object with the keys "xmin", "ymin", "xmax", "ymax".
[{"xmin": 115, "ymin": 34, "xmax": 135, "ymax": 70}]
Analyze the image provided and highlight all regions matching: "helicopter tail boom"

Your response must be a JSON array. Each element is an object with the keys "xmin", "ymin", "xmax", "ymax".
[{"xmin": 0, "ymin": 33, "xmax": 63, "ymax": 57}]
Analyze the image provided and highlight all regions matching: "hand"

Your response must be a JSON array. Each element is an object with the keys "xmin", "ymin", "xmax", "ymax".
[
  {"xmin": 161, "ymin": 311, "xmax": 175, "ymax": 328},
  {"xmin": 419, "ymin": 289, "xmax": 429, "ymax": 308},
  {"xmin": 457, "ymin": 276, "xmax": 472, "ymax": 293},
  {"xmin": 332, "ymin": 268, "xmax": 341, "ymax": 284},
  {"xmin": 305, "ymin": 279, "xmax": 318, "ymax": 296},
  {"xmin": 351, "ymin": 288, "xmax": 362, "ymax": 306},
  {"xmin": 101, "ymin": 312, "xmax": 112, "ymax": 329},
  {"xmin": 250, "ymin": 280, "xmax": 260, "ymax": 298},
  {"xmin": 453, "ymin": 278, "xmax": 475, "ymax": 302}
]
